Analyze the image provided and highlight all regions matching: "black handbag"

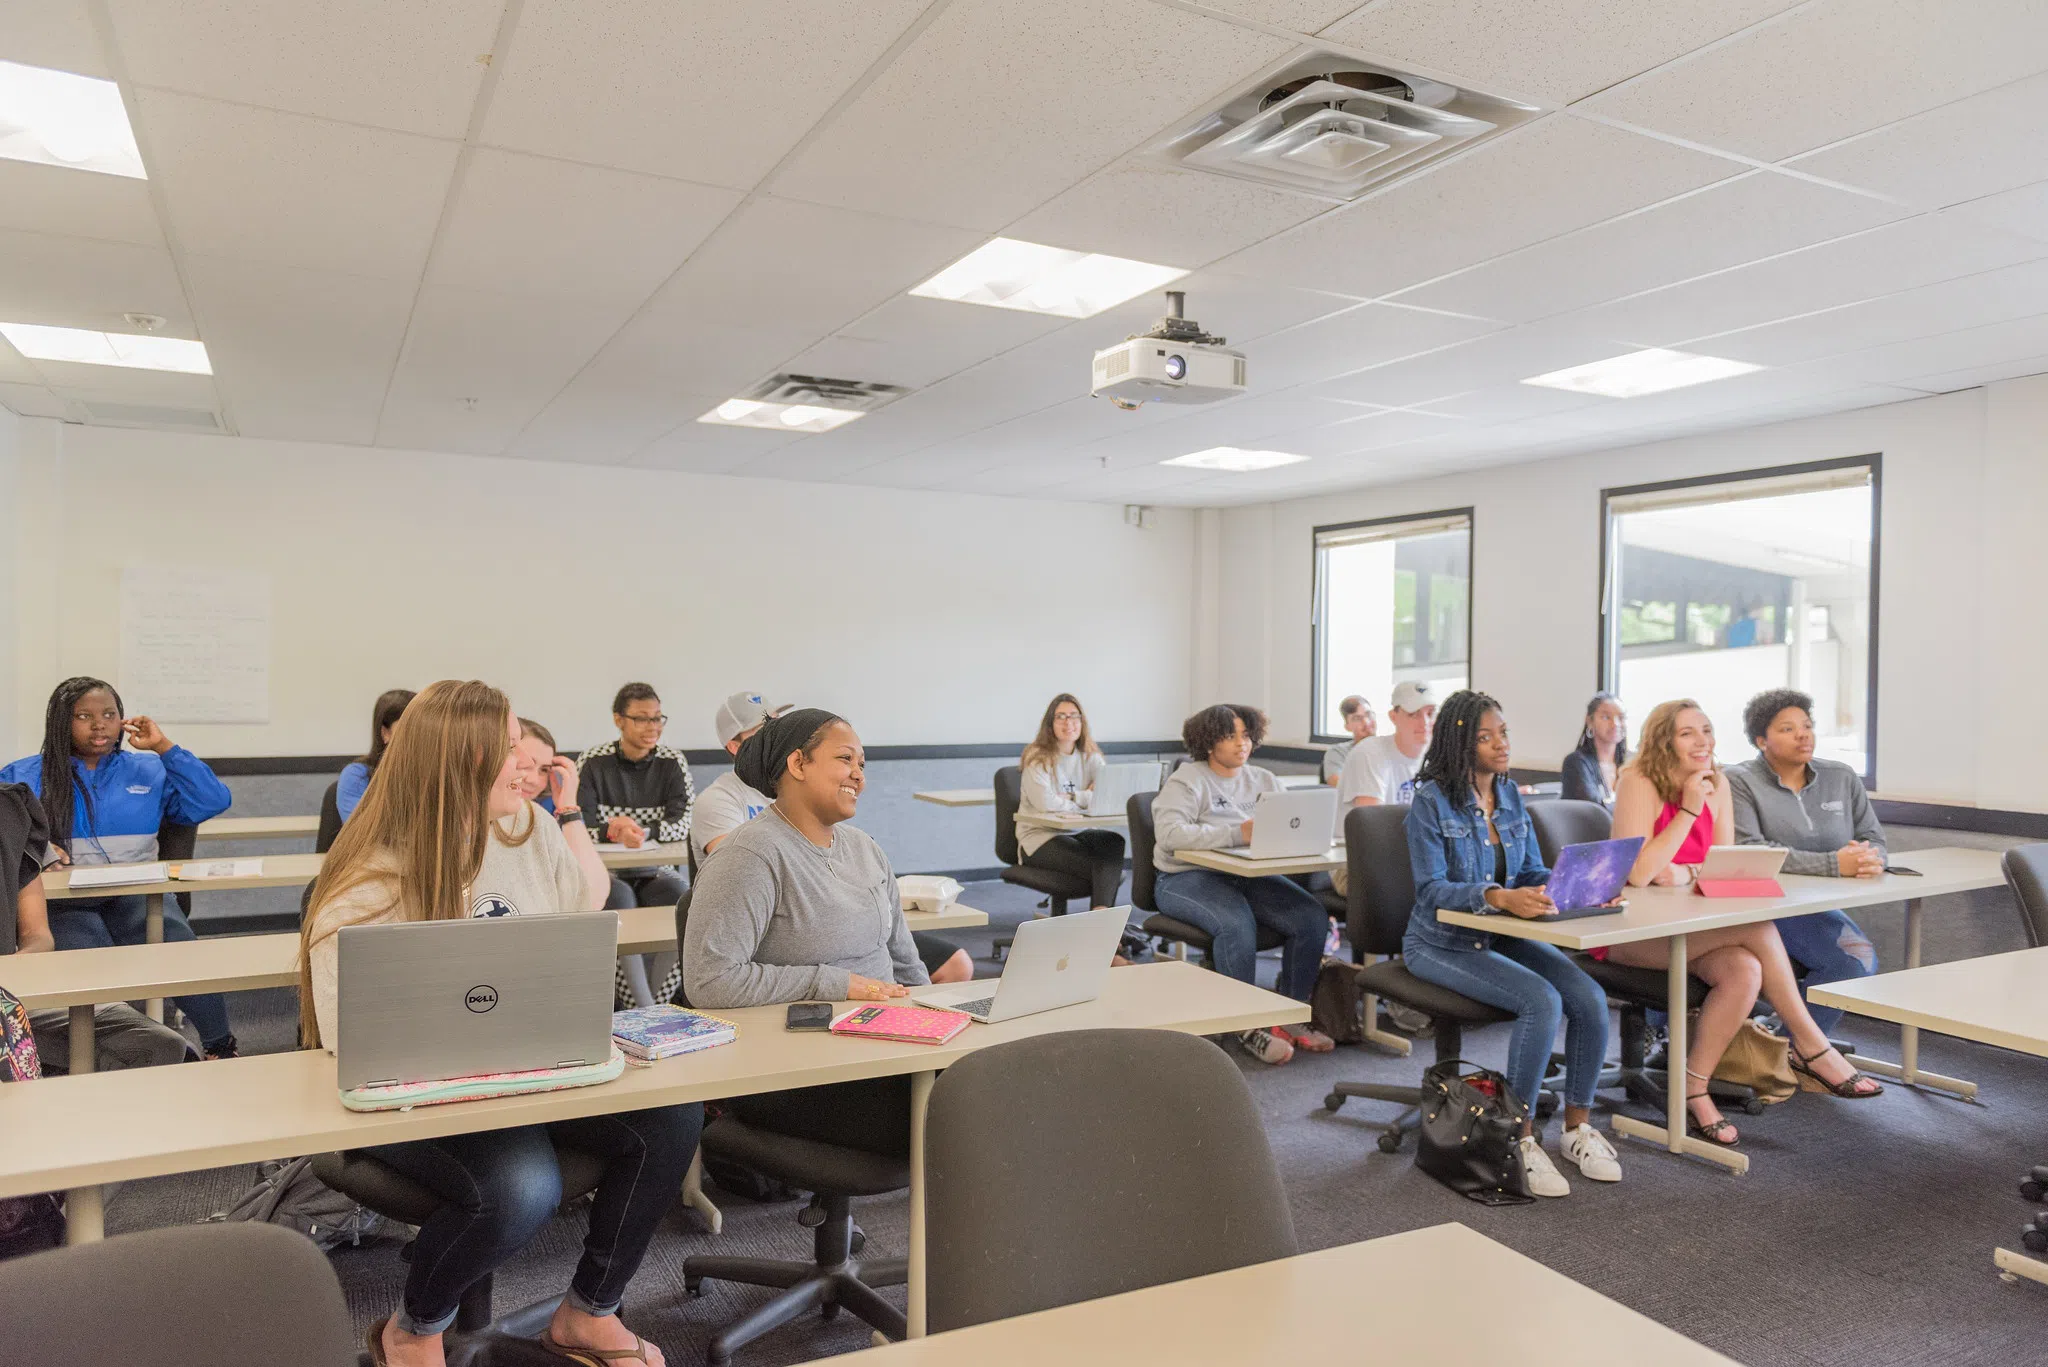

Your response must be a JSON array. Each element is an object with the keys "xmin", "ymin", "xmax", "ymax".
[{"xmin": 1415, "ymin": 1058, "xmax": 1534, "ymax": 1206}]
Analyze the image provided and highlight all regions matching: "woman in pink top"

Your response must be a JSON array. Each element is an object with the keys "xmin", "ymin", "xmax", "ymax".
[{"xmin": 1608, "ymin": 700, "xmax": 1881, "ymax": 1149}]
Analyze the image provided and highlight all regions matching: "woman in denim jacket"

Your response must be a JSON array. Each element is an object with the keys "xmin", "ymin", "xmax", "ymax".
[{"xmin": 1403, "ymin": 689, "xmax": 1619, "ymax": 1198}]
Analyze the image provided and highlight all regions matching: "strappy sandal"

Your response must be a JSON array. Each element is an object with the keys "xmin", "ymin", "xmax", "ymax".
[
  {"xmin": 540, "ymin": 1329, "xmax": 656, "ymax": 1365},
  {"xmin": 1788, "ymin": 1043, "xmax": 1884, "ymax": 1098},
  {"xmin": 1684, "ymin": 1070, "xmax": 1740, "ymax": 1147}
]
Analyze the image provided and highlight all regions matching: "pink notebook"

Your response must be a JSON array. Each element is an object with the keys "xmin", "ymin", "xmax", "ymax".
[{"xmin": 830, "ymin": 1004, "xmax": 970, "ymax": 1045}]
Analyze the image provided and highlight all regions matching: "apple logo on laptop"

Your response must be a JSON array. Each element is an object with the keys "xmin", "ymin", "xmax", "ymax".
[
  {"xmin": 465, "ymin": 985, "xmax": 499, "ymax": 1013},
  {"xmin": 1055, "ymin": 955, "xmax": 1069, "ymax": 973}
]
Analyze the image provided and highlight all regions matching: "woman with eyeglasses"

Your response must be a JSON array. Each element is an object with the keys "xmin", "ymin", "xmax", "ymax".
[{"xmin": 1015, "ymin": 694, "xmax": 1127, "ymax": 909}]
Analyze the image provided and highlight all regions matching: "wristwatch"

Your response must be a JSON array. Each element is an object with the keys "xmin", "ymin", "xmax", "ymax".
[{"xmin": 554, "ymin": 806, "xmax": 583, "ymax": 826}]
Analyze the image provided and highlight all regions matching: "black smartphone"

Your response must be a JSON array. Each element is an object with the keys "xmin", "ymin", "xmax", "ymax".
[
  {"xmin": 785, "ymin": 1002, "xmax": 833, "ymax": 1032},
  {"xmin": 1884, "ymin": 865, "xmax": 1922, "ymax": 876}
]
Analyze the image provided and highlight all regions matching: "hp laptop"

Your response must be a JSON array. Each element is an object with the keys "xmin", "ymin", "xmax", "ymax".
[
  {"xmin": 336, "ymin": 912, "xmax": 619, "ymax": 1093},
  {"xmin": 1239, "ymin": 786, "xmax": 1340, "ymax": 860},
  {"xmin": 912, "ymin": 905, "xmax": 1128, "ymax": 1023},
  {"xmin": 1531, "ymin": 836, "xmax": 1643, "ymax": 920}
]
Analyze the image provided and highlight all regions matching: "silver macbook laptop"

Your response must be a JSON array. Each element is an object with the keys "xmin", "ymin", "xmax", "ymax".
[
  {"xmin": 336, "ymin": 912, "xmax": 619, "ymax": 1091},
  {"xmin": 1086, "ymin": 762, "xmax": 1157, "ymax": 817},
  {"xmin": 912, "ymin": 905, "xmax": 1128, "ymax": 1023},
  {"xmin": 1240, "ymin": 786, "xmax": 1340, "ymax": 860}
]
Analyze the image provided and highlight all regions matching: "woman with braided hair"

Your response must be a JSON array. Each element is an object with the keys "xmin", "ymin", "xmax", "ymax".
[{"xmin": 1400, "ymin": 689, "xmax": 1619, "ymax": 1197}]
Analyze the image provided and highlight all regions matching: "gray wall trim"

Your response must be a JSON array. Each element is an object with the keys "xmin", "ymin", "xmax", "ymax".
[{"xmin": 204, "ymin": 739, "xmax": 1190, "ymax": 776}]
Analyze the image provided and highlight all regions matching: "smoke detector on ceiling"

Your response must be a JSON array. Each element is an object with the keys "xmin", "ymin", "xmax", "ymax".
[{"xmin": 1148, "ymin": 50, "xmax": 1538, "ymax": 202}]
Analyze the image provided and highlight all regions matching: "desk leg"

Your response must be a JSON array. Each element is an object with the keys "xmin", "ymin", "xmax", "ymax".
[
  {"xmin": 144, "ymin": 892, "xmax": 165, "ymax": 1023},
  {"xmin": 1997, "ymin": 1247, "xmax": 2048, "ymax": 1287},
  {"xmin": 1843, "ymin": 897, "xmax": 1978, "ymax": 1101},
  {"xmin": 907, "ymin": 1069, "xmax": 933, "ymax": 1339},
  {"xmin": 679, "ymin": 1148, "xmax": 722, "ymax": 1234},
  {"xmin": 1359, "ymin": 958, "xmax": 1411, "ymax": 1058},
  {"xmin": 67, "ymin": 1004, "xmax": 96, "ymax": 1076},
  {"xmin": 1610, "ymin": 933, "xmax": 1750, "ymax": 1175}
]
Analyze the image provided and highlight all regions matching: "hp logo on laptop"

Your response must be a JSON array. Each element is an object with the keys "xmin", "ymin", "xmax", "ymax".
[
  {"xmin": 1288, "ymin": 816, "xmax": 1301, "ymax": 830},
  {"xmin": 465, "ymin": 984, "xmax": 499, "ymax": 1013}
]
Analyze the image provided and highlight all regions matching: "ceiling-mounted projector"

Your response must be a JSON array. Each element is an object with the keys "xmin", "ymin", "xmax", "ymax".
[{"xmin": 1091, "ymin": 291, "xmax": 1245, "ymax": 408}]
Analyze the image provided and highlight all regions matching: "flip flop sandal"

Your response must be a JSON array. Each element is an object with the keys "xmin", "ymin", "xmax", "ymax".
[
  {"xmin": 540, "ymin": 1330, "xmax": 655, "ymax": 1365},
  {"xmin": 366, "ymin": 1319, "xmax": 392, "ymax": 1367},
  {"xmin": 1789, "ymin": 1044, "xmax": 1884, "ymax": 1098}
]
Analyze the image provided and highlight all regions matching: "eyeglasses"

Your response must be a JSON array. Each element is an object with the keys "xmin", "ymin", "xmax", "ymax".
[
  {"xmin": 621, "ymin": 713, "xmax": 667, "ymax": 726},
  {"xmin": 1053, "ymin": 712, "xmax": 1083, "ymax": 723}
]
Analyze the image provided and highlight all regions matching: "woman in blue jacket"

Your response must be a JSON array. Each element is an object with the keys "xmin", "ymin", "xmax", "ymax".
[
  {"xmin": 1, "ymin": 676, "xmax": 238, "ymax": 1057},
  {"xmin": 1402, "ymin": 689, "xmax": 1616, "ymax": 1197}
]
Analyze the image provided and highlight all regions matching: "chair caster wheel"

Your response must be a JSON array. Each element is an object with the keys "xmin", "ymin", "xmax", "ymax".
[
  {"xmin": 684, "ymin": 1276, "xmax": 704, "ymax": 1297},
  {"xmin": 1323, "ymin": 1092, "xmax": 1343, "ymax": 1113},
  {"xmin": 1377, "ymin": 1132, "xmax": 1404, "ymax": 1154},
  {"xmin": 1742, "ymin": 1098, "xmax": 1766, "ymax": 1116},
  {"xmin": 2023, "ymin": 1227, "xmax": 2048, "ymax": 1255},
  {"xmin": 821, "ymin": 1301, "xmax": 841, "ymax": 1321},
  {"xmin": 850, "ymin": 1227, "xmax": 867, "ymax": 1255},
  {"xmin": 2022, "ymin": 1178, "xmax": 2046, "ymax": 1202}
]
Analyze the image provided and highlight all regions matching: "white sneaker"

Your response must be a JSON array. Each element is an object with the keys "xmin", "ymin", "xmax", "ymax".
[
  {"xmin": 1236, "ymin": 1028, "xmax": 1295, "ymax": 1066},
  {"xmin": 1518, "ymin": 1136, "xmax": 1570, "ymax": 1198},
  {"xmin": 1561, "ymin": 1123, "xmax": 1623, "ymax": 1183}
]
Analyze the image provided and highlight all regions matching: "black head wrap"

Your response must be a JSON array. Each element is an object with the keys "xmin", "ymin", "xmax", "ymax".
[{"xmin": 732, "ymin": 708, "xmax": 844, "ymax": 798}]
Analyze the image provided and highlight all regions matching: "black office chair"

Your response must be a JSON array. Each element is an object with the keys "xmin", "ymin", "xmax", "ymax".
[
  {"xmin": 924, "ymin": 1029, "xmax": 1296, "ymax": 1332},
  {"xmin": 0, "ymin": 1223, "xmax": 356, "ymax": 1367},
  {"xmin": 1526, "ymin": 800, "xmax": 1755, "ymax": 1116},
  {"xmin": 1322, "ymin": 803, "xmax": 1527, "ymax": 1150},
  {"xmin": 991, "ymin": 765, "xmax": 1091, "ymax": 959},
  {"xmin": 1126, "ymin": 791, "xmax": 1284, "ymax": 964},
  {"xmin": 158, "ymin": 820, "xmax": 198, "ymax": 922},
  {"xmin": 2001, "ymin": 845, "xmax": 2048, "ymax": 1204},
  {"xmin": 315, "ymin": 780, "xmax": 343, "ymax": 853}
]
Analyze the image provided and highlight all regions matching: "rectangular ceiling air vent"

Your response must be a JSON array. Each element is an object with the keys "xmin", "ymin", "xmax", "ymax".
[
  {"xmin": 1148, "ymin": 50, "xmax": 1539, "ymax": 202},
  {"xmin": 71, "ymin": 400, "xmax": 222, "ymax": 431},
  {"xmin": 744, "ymin": 374, "xmax": 909, "ymax": 413}
]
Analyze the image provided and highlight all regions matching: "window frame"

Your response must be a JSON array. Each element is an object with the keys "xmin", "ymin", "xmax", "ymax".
[
  {"xmin": 1309, "ymin": 505, "xmax": 1475, "ymax": 745},
  {"xmin": 1596, "ymin": 453, "xmax": 1882, "ymax": 787}
]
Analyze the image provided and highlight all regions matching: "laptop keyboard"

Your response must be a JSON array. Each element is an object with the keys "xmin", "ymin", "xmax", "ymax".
[{"xmin": 946, "ymin": 995, "xmax": 997, "ymax": 1018}]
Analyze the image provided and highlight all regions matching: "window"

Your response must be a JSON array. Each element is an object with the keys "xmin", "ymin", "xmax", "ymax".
[
  {"xmin": 1313, "ymin": 509, "xmax": 1472, "ymax": 739},
  {"xmin": 1600, "ymin": 458, "xmax": 1878, "ymax": 781}
]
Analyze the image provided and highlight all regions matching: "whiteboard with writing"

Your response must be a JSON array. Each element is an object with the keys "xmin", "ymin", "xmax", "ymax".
[{"xmin": 118, "ymin": 567, "xmax": 271, "ymax": 724}]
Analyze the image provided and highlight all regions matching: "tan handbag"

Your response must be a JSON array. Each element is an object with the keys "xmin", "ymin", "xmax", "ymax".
[{"xmin": 1697, "ymin": 1015, "xmax": 1798, "ymax": 1105}]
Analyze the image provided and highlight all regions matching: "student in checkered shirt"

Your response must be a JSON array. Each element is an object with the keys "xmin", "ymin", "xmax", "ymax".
[{"xmin": 577, "ymin": 683, "xmax": 693, "ymax": 1004}]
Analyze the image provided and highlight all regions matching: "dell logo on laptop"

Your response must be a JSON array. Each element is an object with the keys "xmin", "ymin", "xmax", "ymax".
[{"xmin": 465, "ymin": 985, "xmax": 499, "ymax": 1013}]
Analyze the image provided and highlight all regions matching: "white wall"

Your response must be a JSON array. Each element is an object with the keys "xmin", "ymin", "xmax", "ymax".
[
  {"xmin": 0, "ymin": 409, "xmax": 18, "ymax": 760},
  {"xmin": 1215, "ymin": 376, "xmax": 2048, "ymax": 811},
  {"xmin": 5, "ymin": 420, "xmax": 1198, "ymax": 757}
]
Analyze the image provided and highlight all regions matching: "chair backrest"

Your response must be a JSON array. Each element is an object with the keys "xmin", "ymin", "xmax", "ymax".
[
  {"xmin": 2002, "ymin": 844, "xmax": 2048, "ymax": 948},
  {"xmin": 157, "ymin": 821, "xmax": 197, "ymax": 862},
  {"xmin": 0, "ymin": 1222, "xmax": 355, "ymax": 1367},
  {"xmin": 314, "ymin": 780, "xmax": 343, "ymax": 854},
  {"xmin": 1341, "ymin": 803, "xmax": 1416, "ymax": 957},
  {"xmin": 670, "ymin": 888, "xmax": 695, "ymax": 1007},
  {"xmin": 924, "ymin": 1028, "xmax": 1297, "ymax": 1333},
  {"xmin": 1126, "ymin": 790, "xmax": 1158, "ymax": 912},
  {"xmin": 993, "ymin": 765, "xmax": 1024, "ymax": 866},
  {"xmin": 1529, "ymin": 799, "xmax": 1613, "ymax": 867}
]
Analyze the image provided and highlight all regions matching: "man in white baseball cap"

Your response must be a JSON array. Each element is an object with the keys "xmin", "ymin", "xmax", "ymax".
[
  {"xmin": 1331, "ymin": 680, "xmax": 1439, "ymax": 893},
  {"xmin": 693, "ymin": 693, "xmax": 790, "ymax": 864}
]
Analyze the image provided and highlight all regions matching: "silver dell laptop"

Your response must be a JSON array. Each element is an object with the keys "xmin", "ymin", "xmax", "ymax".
[
  {"xmin": 336, "ymin": 912, "xmax": 619, "ymax": 1091},
  {"xmin": 913, "ymin": 905, "xmax": 1128, "ymax": 1023},
  {"xmin": 1085, "ymin": 762, "xmax": 1157, "ymax": 816}
]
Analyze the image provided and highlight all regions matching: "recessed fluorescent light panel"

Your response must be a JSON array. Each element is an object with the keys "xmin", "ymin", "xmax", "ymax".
[
  {"xmin": 0, "ymin": 322, "xmax": 210, "ymax": 374},
  {"xmin": 1161, "ymin": 446, "xmax": 1309, "ymax": 473},
  {"xmin": 910, "ymin": 238, "xmax": 1186, "ymax": 319},
  {"xmin": 698, "ymin": 398, "xmax": 864, "ymax": 434},
  {"xmin": 0, "ymin": 60, "xmax": 145, "ymax": 179},
  {"xmin": 1521, "ymin": 348, "xmax": 1762, "ymax": 399}
]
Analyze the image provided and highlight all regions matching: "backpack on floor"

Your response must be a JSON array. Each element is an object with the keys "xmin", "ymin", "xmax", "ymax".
[
  {"xmin": 1308, "ymin": 960, "xmax": 1366, "ymax": 1043},
  {"xmin": 0, "ymin": 983, "xmax": 65, "ymax": 1258},
  {"xmin": 204, "ymin": 1156, "xmax": 402, "ymax": 1251}
]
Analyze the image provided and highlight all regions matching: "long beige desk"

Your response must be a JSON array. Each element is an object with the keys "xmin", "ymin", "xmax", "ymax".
[
  {"xmin": 1810, "ymin": 946, "xmax": 2048, "ymax": 1291},
  {"xmin": 816, "ymin": 1222, "xmax": 1733, "ymax": 1366},
  {"xmin": 0, "ymin": 959, "xmax": 1305, "ymax": 1334},
  {"xmin": 913, "ymin": 789, "xmax": 996, "ymax": 807},
  {"xmin": 1437, "ymin": 846, "xmax": 2005, "ymax": 1174},
  {"xmin": 1174, "ymin": 844, "xmax": 1345, "ymax": 878},
  {"xmin": 1014, "ymin": 810, "xmax": 1128, "ymax": 832},
  {"xmin": 195, "ymin": 815, "xmax": 321, "ymax": 841}
]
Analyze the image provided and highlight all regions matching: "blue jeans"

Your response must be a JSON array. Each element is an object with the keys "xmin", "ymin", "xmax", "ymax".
[
  {"xmin": 365, "ymin": 1104, "xmax": 702, "ymax": 1336},
  {"xmin": 1153, "ymin": 869, "xmax": 1326, "ymax": 1001},
  {"xmin": 1775, "ymin": 909, "xmax": 1877, "ymax": 1034},
  {"xmin": 49, "ymin": 895, "xmax": 232, "ymax": 1051},
  {"xmin": 1403, "ymin": 937, "xmax": 1608, "ymax": 1111}
]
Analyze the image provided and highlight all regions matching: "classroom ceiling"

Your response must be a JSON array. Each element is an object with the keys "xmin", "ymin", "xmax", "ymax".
[{"xmin": 2, "ymin": 0, "xmax": 2046, "ymax": 506}]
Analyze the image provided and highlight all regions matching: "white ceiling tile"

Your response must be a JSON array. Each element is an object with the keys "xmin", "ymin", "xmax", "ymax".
[
  {"xmin": 0, "ymin": 346, "xmax": 40, "ymax": 383},
  {"xmin": 1322, "ymin": 0, "xmax": 1803, "ymax": 105},
  {"xmin": 1582, "ymin": 0, "xmax": 2048, "ymax": 163},
  {"xmin": 0, "ymin": 159, "xmax": 162, "ymax": 246},
  {"xmin": 40, "ymin": 363, "xmax": 218, "ymax": 408},
  {"xmin": 0, "ymin": 229, "xmax": 191, "ymax": 331},
  {"xmin": 0, "ymin": 0, "xmax": 109, "ymax": 77},
  {"xmin": 1210, "ymin": 115, "xmax": 1740, "ymax": 298},
  {"xmin": 1247, "ymin": 301, "xmax": 1507, "ymax": 391},
  {"xmin": 1699, "ymin": 258, "xmax": 2048, "ymax": 367},
  {"xmin": 1393, "ymin": 171, "xmax": 1906, "ymax": 323},
  {"xmin": 1786, "ymin": 312, "xmax": 2048, "ymax": 391},
  {"xmin": 1074, "ymin": 393, "xmax": 1375, "ymax": 465},
  {"xmin": 136, "ymin": 89, "xmax": 459, "ymax": 281},
  {"xmin": 1074, "ymin": 269, "xmax": 1362, "ymax": 351},
  {"xmin": 1410, "ymin": 382, "xmax": 1608, "ymax": 423},
  {"xmin": 1261, "ymin": 406, "xmax": 1472, "ymax": 458},
  {"xmin": 1568, "ymin": 213, "xmax": 2048, "ymax": 348},
  {"xmin": 1194, "ymin": 1, "xmax": 1364, "ymax": 31},
  {"xmin": 0, "ymin": 382, "xmax": 67, "ymax": 418},
  {"xmin": 1006, "ymin": 162, "xmax": 1331, "ymax": 268},
  {"xmin": 795, "ymin": 296, "xmax": 1069, "ymax": 391},
  {"xmin": 1785, "ymin": 72, "xmax": 2048, "ymax": 211},
  {"xmin": 1949, "ymin": 180, "xmax": 2048, "ymax": 244},
  {"xmin": 107, "ymin": 0, "xmax": 502, "ymax": 137},
  {"xmin": 428, "ymin": 150, "xmax": 741, "ymax": 303},
  {"xmin": 1301, "ymin": 317, "xmax": 1647, "ymax": 406},
  {"xmin": 505, "ymin": 360, "xmax": 725, "ymax": 466},
  {"xmin": 481, "ymin": 0, "xmax": 932, "ymax": 189},
  {"xmin": 181, "ymin": 254, "xmax": 412, "ymax": 445},
  {"xmin": 587, "ymin": 311, "xmax": 828, "ymax": 411},
  {"xmin": 772, "ymin": 0, "xmax": 1289, "ymax": 230},
  {"xmin": 627, "ymin": 432, "xmax": 783, "ymax": 476},
  {"xmin": 376, "ymin": 286, "xmax": 628, "ymax": 453},
  {"xmin": 1894, "ymin": 351, "xmax": 2048, "ymax": 394}
]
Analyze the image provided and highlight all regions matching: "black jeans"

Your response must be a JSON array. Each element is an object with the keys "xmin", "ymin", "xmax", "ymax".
[
  {"xmin": 731, "ymin": 1076, "xmax": 912, "ymax": 1159},
  {"xmin": 1021, "ymin": 830, "xmax": 1127, "ymax": 908},
  {"xmin": 364, "ymin": 1103, "xmax": 702, "ymax": 1336},
  {"xmin": 605, "ymin": 867, "xmax": 687, "ymax": 910}
]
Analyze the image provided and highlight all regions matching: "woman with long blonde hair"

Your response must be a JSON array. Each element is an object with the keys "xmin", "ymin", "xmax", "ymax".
[
  {"xmin": 1015, "ymin": 693, "xmax": 1126, "ymax": 909},
  {"xmin": 300, "ymin": 680, "xmax": 696, "ymax": 1367},
  {"xmin": 1608, "ymin": 699, "xmax": 1881, "ymax": 1150}
]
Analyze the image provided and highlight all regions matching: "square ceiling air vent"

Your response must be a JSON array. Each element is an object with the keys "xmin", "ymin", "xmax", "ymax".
[
  {"xmin": 1148, "ymin": 50, "xmax": 1539, "ymax": 202},
  {"xmin": 745, "ymin": 374, "xmax": 909, "ymax": 413}
]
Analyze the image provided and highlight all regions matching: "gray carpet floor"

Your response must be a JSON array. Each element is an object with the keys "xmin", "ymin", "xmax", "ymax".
[{"xmin": 99, "ymin": 826, "xmax": 2048, "ymax": 1366}]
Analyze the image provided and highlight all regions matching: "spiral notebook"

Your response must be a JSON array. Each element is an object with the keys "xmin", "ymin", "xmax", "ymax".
[{"xmin": 829, "ymin": 1004, "xmax": 970, "ymax": 1045}]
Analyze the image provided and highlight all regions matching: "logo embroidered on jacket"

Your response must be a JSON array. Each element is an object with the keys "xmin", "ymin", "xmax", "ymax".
[
  {"xmin": 472, "ymin": 894, "xmax": 517, "ymax": 919},
  {"xmin": 126, "ymin": 785, "xmax": 152, "ymax": 795}
]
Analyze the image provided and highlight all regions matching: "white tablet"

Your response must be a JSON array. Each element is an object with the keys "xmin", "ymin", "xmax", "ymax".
[{"xmin": 1698, "ymin": 845, "xmax": 1790, "ymax": 880}]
